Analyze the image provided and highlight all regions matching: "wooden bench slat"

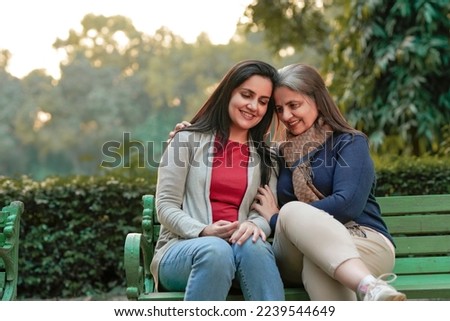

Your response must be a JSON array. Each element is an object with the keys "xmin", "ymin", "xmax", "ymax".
[
  {"xmin": 137, "ymin": 288, "xmax": 313, "ymax": 301},
  {"xmin": 393, "ymin": 274, "xmax": 450, "ymax": 299},
  {"xmin": 384, "ymin": 214, "xmax": 450, "ymax": 235},
  {"xmin": 138, "ymin": 292, "xmax": 185, "ymax": 301},
  {"xmin": 394, "ymin": 235, "xmax": 450, "ymax": 256},
  {"xmin": 378, "ymin": 194, "xmax": 450, "ymax": 215},
  {"xmin": 394, "ymin": 256, "xmax": 450, "ymax": 274}
]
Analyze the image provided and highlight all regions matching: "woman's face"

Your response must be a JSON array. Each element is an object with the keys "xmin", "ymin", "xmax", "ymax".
[
  {"xmin": 228, "ymin": 75, "xmax": 272, "ymax": 141},
  {"xmin": 274, "ymin": 86, "xmax": 318, "ymax": 136}
]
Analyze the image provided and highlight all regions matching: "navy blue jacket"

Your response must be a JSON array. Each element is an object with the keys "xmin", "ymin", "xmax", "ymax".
[{"xmin": 273, "ymin": 132, "xmax": 394, "ymax": 246}]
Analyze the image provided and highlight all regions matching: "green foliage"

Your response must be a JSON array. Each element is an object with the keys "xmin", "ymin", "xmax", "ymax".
[
  {"xmin": 374, "ymin": 155, "xmax": 450, "ymax": 196},
  {"xmin": 0, "ymin": 49, "xmax": 12, "ymax": 69},
  {"xmin": 53, "ymin": 14, "xmax": 150, "ymax": 73},
  {"xmin": 245, "ymin": 0, "xmax": 450, "ymax": 156},
  {"xmin": 242, "ymin": 0, "xmax": 331, "ymax": 68},
  {"xmin": 0, "ymin": 174, "xmax": 156, "ymax": 299},
  {"xmin": 0, "ymin": 70, "xmax": 27, "ymax": 175},
  {"xmin": 326, "ymin": 0, "xmax": 450, "ymax": 155},
  {"xmin": 243, "ymin": 0, "xmax": 331, "ymax": 55}
]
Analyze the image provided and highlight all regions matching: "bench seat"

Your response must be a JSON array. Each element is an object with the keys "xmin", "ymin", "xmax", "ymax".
[{"xmin": 124, "ymin": 194, "xmax": 450, "ymax": 300}]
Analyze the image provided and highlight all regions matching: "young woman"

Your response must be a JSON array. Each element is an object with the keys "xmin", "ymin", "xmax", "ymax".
[
  {"xmin": 151, "ymin": 60, "xmax": 284, "ymax": 300},
  {"xmin": 252, "ymin": 63, "xmax": 406, "ymax": 301}
]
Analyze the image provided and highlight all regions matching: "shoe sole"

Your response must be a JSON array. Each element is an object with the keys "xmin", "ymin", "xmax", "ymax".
[{"xmin": 386, "ymin": 293, "xmax": 407, "ymax": 301}]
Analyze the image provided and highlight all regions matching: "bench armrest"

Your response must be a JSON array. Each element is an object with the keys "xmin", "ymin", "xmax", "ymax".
[
  {"xmin": 0, "ymin": 201, "xmax": 24, "ymax": 301},
  {"xmin": 124, "ymin": 232, "xmax": 154, "ymax": 300}
]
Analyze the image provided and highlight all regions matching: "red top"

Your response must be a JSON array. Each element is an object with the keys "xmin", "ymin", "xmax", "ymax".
[{"xmin": 210, "ymin": 138, "xmax": 250, "ymax": 223}]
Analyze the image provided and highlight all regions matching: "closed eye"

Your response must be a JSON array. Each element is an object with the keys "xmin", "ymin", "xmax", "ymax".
[
  {"xmin": 259, "ymin": 98, "xmax": 269, "ymax": 106},
  {"xmin": 288, "ymin": 102, "xmax": 302, "ymax": 109},
  {"xmin": 241, "ymin": 92, "xmax": 251, "ymax": 99}
]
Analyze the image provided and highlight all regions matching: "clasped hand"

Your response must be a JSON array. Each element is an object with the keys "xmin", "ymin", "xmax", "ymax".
[{"xmin": 200, "ymin": 220, "xmax": 266, "ymax": 245}]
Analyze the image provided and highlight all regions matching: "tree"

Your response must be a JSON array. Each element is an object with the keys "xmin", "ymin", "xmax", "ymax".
[
  {"xmin": 0, "ymin": 49, "xmax": 12, "ymax": 70},
  {"xmin": 328, "ymin": 0, "xmax": 450, "ymax": 155},
  {"xmin": 56, "ymin": 54, "xmax": 151, "ymax": 175},
  {"xmin": 243, "ymin": 0, "xmax": 331, "ymax": 56},
  {"xmin": 243, "ymin": 0, "xmax": 450, "ymax": 155},
  {"xmin": 0, "ymin": 69, "xmax": 27, "ymax": 176},
  {"xmin": 14, "ymin": 70, "xmax": 70, "ymax": 178},
  {"xmin": 53, "ymin": 14, "xmax": 152, "ymax": 75}
]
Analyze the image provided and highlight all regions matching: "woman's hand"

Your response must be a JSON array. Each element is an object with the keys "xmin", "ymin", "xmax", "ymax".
[
  {"xmin": 167, "ymin": 120, "xmax": 191, "ymax": 141},
  {"xmin": 229, "ymin": 221, "xmax": 266, "ymax": 245},
  {"xmin": 200, "ymin": 220, "xmax": 239, "ymax": 240},
  {"xmin": 251, "ymin": 184, "xmax": 279, "ymax": 222}
]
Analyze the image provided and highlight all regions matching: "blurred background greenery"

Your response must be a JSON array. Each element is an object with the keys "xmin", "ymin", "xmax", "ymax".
[
  {"xmin": 1, "ymin": 0, "xmax": 448, "ymax": 180},
  {"xmin": 0, "ymin": 0, "xmax": 449, "ymax": 299}
]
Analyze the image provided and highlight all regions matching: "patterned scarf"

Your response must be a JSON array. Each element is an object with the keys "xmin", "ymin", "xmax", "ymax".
[{"xmin": 279, "ymin": 118, "xmax": 333, "ymax": 203}]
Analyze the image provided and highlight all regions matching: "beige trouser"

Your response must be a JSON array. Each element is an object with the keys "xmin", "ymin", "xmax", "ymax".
[{"xmin": 272, "ymin": 201, "xmax": 395, "ymax": 301}]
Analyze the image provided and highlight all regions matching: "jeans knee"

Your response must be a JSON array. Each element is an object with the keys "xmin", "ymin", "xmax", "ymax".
[
  {"xmin": 197, "ymin": 237, "xmax": 235, "ymax": 269},
  {"xmin": 233, "ymin": 238, "xmax": 275, "ymax": 261}
]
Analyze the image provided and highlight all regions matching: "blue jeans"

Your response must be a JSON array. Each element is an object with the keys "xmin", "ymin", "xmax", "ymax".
[{"xmin": 159, "ymin": 236, "xmax": 285, "ymax": 300}]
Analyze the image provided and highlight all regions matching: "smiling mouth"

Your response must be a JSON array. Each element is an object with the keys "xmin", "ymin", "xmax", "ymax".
[{"xmin": 241, "ymin": 110, "xmax": 256, "ymax": 120}]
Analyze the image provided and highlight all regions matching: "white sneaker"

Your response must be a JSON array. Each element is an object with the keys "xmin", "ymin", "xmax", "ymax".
[{"xmin": 361, "ymin": 273, "xmax": 407, "ymax": 301}]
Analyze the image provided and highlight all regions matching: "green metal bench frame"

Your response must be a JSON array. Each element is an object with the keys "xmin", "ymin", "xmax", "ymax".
[
  {"xmin": 124, "ymin": 194, "xmax": 450, "ymax": 300},
  {"xmin": 0, "ymin": 201, "xmax": 23, "ymax": 301}
]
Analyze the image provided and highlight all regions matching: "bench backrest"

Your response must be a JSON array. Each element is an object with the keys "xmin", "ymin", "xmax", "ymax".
[
  {"xmin": 0, "ymin": 201, "xmax": 23, "ymax": 301},
  {"xmin": 378, "ymin": 194, "xmax": 450, "ymax": 277},
  {"xmin": 142, "ymin": 194, "xmax": 450, "ymax": 277}
]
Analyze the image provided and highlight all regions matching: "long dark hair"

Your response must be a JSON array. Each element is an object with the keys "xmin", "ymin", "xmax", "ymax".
[{"xmin": 183, "ymin": 60, "xmax": 279, "ymax": 185}]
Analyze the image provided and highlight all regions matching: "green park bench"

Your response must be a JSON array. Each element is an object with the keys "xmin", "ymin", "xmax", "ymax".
[
  {"xmin": 0, "ymin": 201, "xmax": 23, "ymax": 301},
  {"xmin": 124, "ymin": 194, "xmax": 450, "ymax": 300}
]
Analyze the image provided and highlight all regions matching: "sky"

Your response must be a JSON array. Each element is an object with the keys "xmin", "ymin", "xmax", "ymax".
[{"xmin": 0, "ymin": 0, "xmax": 253, "ymax": 79}]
